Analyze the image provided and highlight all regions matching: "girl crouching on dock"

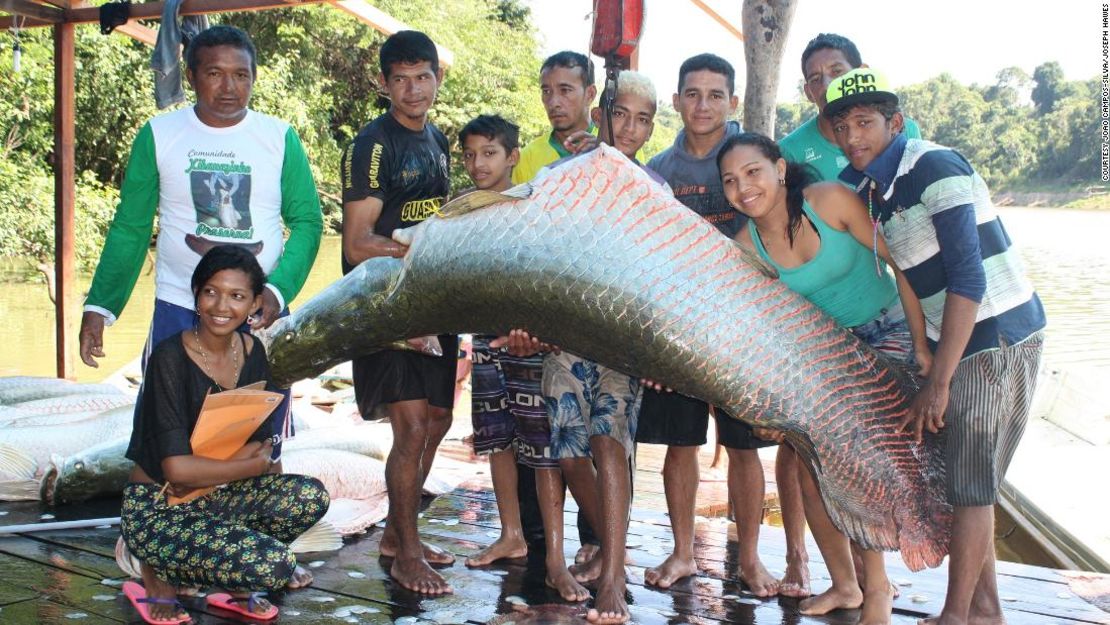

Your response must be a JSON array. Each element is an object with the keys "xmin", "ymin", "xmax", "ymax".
[{"xmin": 120, "ymin": 245, "xmax": 329, "ymax": 624}]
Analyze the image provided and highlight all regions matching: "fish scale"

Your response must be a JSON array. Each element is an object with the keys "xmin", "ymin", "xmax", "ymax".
[{"xmin": 263, "ymin": 145, "xmax": 951, "ymax": 571}]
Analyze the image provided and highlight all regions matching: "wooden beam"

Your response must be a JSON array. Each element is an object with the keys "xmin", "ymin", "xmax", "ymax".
[
  {"xmin": 68, "ymin": 0, "xmax": 330, "ymax": 22},
  {"xmin": 53, "ymin": 19, "xmax": 75, "ymax": 380},
  {"xmin": 1, "ymin": 15, "xmax": 50, "ymax": 28},
  {"xmin": 3, "ymin": 0, "xmax": 331, "ymax": 28},
  {"xmin": 70, "ymin": 1, "xmax": 159, "ymax": 46},
  {"xmin": 327, "ymin": 0, "xmax": 454, "ymax": 67},
  {"xmin": 112, "ymin": 20, "xmax": 157, "ymax": 46},
  {"xmin": 0, "ymin": 0, "xmax": 63, "ymax": 23},
  {"xmin": 689, "ymin": 0, "xmax": 744, "ymax": 41}
]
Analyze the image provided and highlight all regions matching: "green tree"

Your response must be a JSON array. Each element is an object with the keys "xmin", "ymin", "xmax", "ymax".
[
  {"xmin": 1035, "ymin": 78, "xmax": 1098, "ymax": 183},
  {"xmin": 983, "ymin": 66, "xmax": 1031, "ymax": 109},
  {"xmin": 1032, "ymin": 61, "xmax": 1067, "ymax": 115},
  {"xmin": 229, "ymin": 0, "xmax": 547, "ymax": 193},
  {"xmin": 901, "ymin": 74, "xmax": 1038, "ymax": 187}
]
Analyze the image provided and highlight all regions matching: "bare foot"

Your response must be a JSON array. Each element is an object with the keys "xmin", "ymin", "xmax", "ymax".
[
  {"xmin": 586, "ymin": 575, "xmax": 629, "ymax": 624},
  {"xmin": 380, "ymin": 532, "xmax": 456, "ymax": 565},
  {"xmin": 286, "ymin": 565, "xmax": 313, "ymax": 589},
  {"xmin": 465, "ymin": 535, "xmax": 528, "ymax": 567},
  {"xmin": 575, "ymin": 543, "xmax": 599, "ymax": 564},
  {"xmin": 643, "ymin": 554, "xmax": 697, "ymax": 589},
  {"xmin": 779, "ymin": 556, "xmax": 811, "ymax": 598},
  {"xmin": 570, "ymin": 550, "xmax": 604, "ymax": 583},
  {"xmin": 859, "ymin": 584, "xmax": 895, "ymax": 625},
  {"xmin": 799, "ymin": 585, "xmax": 863, "ymax": 615},
  {"xmin": 739, "ymin": 559, "xmax": 780, "ymax": 597},
  {"xmin": 139, "ymin": 563, "xmax": 188, "ymax": 622},
  {"xmin": 545, "ymin": 563, "xmax": 590, "ymax": 602},
  {"xmin": 390, "ymin": 556, "xmax": 453, "ymax": 595}
]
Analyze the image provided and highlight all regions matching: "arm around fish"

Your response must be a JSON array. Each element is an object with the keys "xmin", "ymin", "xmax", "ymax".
[
  {"xmin": 342, "ymin": 196, "xmax": 408, "ymax": 265},
  {"xmin": 806, "ymin": 183, "xmax": 932, "ymax": 375}
]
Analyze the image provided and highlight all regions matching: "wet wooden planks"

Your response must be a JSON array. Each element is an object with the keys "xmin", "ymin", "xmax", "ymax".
[
  {"xmin": 2, "ymin": 436, "xmax": 1108, "ymax": 625},
  {"xmin": 2, "ymin": 484, "xmax": 1108, "ymax": 625}
]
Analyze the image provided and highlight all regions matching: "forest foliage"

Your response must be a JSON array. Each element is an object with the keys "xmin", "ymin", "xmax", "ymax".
[{"xmin": 0, "ymin": 2, "xmax": 1096, "ymax": 271}]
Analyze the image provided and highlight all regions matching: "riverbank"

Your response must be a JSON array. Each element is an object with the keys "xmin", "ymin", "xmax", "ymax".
[{"xmin": 993, "ymin": 189, "xmax": 1110, "ymax": 210}]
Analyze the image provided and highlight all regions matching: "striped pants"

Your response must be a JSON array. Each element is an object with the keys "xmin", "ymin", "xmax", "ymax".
[
  {"xmin": 121, "ymin": 474, "xmax": 329, "ymax": 592},
  {"xmin": 944, "ymin": 333, "xmax": 1043, "ymax": 506}
]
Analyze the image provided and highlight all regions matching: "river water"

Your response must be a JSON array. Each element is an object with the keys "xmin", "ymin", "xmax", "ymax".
[{"xmin": 3, "ymin": 207, "xmax": 1109, "ymax": 385}]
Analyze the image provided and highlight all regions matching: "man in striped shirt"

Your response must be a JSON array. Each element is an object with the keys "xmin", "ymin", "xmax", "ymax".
[{"xmin": 825, "ymin": 68, "xmax": 1046, "ymax": 625}]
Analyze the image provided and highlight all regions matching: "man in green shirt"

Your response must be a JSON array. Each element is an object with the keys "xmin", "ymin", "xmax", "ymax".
[
  {"xmin": 780, "ymin": 33, "xmax": 921, "ymax": 182},
  {"xmin": 78, "ymin": 25, "xmax": 322, "ymax": 450}
]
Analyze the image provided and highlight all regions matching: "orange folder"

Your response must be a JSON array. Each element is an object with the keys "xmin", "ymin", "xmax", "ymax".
[{"xmin": 165, "ymin": 386, "xmax": 283, "ymax": 505}]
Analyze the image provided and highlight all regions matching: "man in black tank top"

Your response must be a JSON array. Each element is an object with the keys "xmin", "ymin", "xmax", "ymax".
[{"xmin": 339, "ymin": 30, "xmax": 457, "ymax": 596}]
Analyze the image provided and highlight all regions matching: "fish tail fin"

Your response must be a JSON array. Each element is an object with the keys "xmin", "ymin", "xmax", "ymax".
[
  {"xmin": 0, "ymin": 443, "xmax": 36, "ymax": 479},
  {"xmin": 0, "ymin": 443, "xmax": 40, "ymax": 500},
  {"xmin": 436, "ymin": 184, "xmax": 533, "ymax": 219},
  {"xmin": 797, "ymin": 413, "xmax": 952, "ymax": 572},
  {"xmin": 791, "ymin": 431, "xmax": 930, "ymax": 567},
  {"xmin": 289, "ymin": 520, "xmax": 343, "ymax": 553},
  {"xmin": 895, "ymin": 430, "xmax": 952, "ymax": 571}
]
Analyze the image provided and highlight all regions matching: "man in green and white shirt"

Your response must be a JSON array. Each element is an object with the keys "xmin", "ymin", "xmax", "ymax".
[
  {"xmin": 780, "ymin": 33, "xmax": 921, "ymax": 182},
  {"xmin": 79, "ymin": 26, "xmax": 321, "ymax": 444}
]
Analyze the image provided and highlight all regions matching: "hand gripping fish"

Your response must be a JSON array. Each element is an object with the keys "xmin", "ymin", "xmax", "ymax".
[{"xmin": 263, "ymin": 145, "xmax": 951, "ymax": 571}]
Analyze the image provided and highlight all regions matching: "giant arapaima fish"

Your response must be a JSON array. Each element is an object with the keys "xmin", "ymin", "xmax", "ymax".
[{"xmin": 263, "ymin": 145, "xmax": 951, "ymax": 571}]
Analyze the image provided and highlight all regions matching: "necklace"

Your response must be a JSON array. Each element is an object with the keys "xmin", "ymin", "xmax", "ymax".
[
  {"xmin": 867, "ymin": 180, "xmax": 883, "ymax": 277},
  {"xmin": 193, "ymin": 327, "xmax": 240, "ymax": 391}
]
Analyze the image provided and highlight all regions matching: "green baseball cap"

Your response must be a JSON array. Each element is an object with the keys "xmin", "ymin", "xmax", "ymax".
[{"xmin": 823, "ymin": 68, "xmax": 898, "ymax": 119}]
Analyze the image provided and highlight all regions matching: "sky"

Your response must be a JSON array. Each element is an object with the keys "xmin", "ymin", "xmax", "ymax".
[{"xmin": 522, "ymin": 0, "xmax": 1096, "ymax": 103}]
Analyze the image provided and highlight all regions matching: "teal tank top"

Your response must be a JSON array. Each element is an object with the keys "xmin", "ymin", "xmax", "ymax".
[{"xmin": 749, "ymin": 201, "xmax": 898, "ymax": 328}]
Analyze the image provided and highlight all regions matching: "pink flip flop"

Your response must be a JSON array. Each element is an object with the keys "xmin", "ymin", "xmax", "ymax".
[
  {"xmin": 123, "ymin": 581, "xmax": 192, "ymax": 625},
  {"xmin": 206, "ymin": 592, "xmax": 279, "ymax": 620}
]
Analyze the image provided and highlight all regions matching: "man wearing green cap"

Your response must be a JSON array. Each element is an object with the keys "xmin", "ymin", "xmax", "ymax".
[{"xmin": 825, "ymin": 67, "xmax": 1047, "ymax": 625}]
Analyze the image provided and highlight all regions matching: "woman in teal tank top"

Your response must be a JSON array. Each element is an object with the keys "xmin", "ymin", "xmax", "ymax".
[{"xmin": 717, "ymin": 132, "xmax": 930, "ymax": 625}]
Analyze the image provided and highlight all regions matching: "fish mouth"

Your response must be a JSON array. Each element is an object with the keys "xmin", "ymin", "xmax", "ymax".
[{"xmin": 40, "ymin": 464, "xmax": 60, "ymax": 504}]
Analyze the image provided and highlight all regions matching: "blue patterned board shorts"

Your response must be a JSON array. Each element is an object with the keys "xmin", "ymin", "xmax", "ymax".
[
  {"xmin": 849, "ymin": 300, "xmax": 915, "ymax": 366},
  {"xmin": 470, "ymin": 335, "xmax": 557, "ymax": 469},
  {"xmin": 541, "ymin": 351, "xmax": 643, "ymax": 460}
]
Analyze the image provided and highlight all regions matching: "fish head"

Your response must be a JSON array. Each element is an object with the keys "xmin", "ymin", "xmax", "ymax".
[
  {"xmin": 47, "ymin": 438, "xmax": 132, "ymax": 505},
  {"xmin": 265, "ymin": 257, "xmax": 409, "ymax": 387}
]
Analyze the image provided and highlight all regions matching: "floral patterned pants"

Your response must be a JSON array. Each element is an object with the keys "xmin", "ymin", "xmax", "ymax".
[{"xmin": 121, "ymin": 474, "xmax": 329, "ymax": 592}]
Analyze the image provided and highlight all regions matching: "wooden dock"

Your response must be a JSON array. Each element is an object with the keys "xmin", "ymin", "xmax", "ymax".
[{"xmin": 1, "ymin": 439, "xmax": 1108, "ymax": 625}]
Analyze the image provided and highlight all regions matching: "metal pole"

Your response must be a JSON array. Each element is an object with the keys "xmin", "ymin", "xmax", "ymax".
[{"xmin": 0, "ymin": 517, "xmax": 120, "ymax": 535}]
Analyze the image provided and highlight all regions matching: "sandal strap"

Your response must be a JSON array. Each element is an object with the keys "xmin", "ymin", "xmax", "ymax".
[
  {"xmin": 227, "ymin": 592, "xmax": 268, "ymax": 613},
  {"xmin": 136, "ymin": 596, "xmax": 184, "ymax": 608}
]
